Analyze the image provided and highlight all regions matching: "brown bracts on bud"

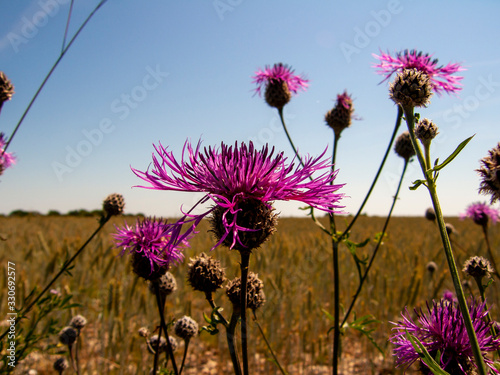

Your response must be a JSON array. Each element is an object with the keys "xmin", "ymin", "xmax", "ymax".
[
  {"xmin": 477, "ymin": 143, "xmax": 500, "ymax": 204},
  {"xmin": 103, "ymin": 193, "xmax": 125, "ymax": 216},
  {"xmin": 394, "ymin": 131, "xmax": 415, "ymax": 161},
  {"xmin": 210, "ymin": 198, "xmax": 278, "ymax": 251},
  {"xmin": 325, "ymin": 91, "xmax": 355, "ymax": 138},
  {"xmin": 389, "ymin": 68, "xmax": 433, "ymax": 108},
  {"xmin": 226, "ymin": 272, "xmax": 266, "ymax": 311},
  {"xmin": 265, "ymin": 79, "xmax": 292, "ymax": 109},
  {"xmin": 187, "ymin": 253, "xmax": 225, "ymax": 294}
]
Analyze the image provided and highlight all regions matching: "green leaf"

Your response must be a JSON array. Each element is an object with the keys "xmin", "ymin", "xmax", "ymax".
[
  {"xmin": 410, "ymin": 179, "xmax": 426, "ymax": 190},
  {"xmin": 347, "ymin": 315, "xmax": 384, "ymax": 355},
  {"xmin": 431, "ymin": 135, "xmax": 474, "ymax": 172},
  {"xmin": 406, "ymin": 331, "xmax": 450, "ymax": 375}
]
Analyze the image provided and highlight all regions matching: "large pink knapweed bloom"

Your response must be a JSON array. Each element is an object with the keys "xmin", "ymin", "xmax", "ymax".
[
  {"xmin": 391, "ymin": 298, "xmax": 500, "ymax": 374},
  {"xmin": 0, "ymin": 133, "xmax": 15, "ymax": 175},
  {"xmin": 133, "ymin": 140, "xmax": 345, "ymax": 249},
  {"xmin": 114, "ymin": 217, "xmax": 188, "ymax": 276},
  {"xmin": 252, "ymin": 63, "xmax": 309, "ymax": 96},
  {"xmin": 460, "ymin": 202, "xmax": 500, "ymax": 227},
  {"xmin": 373, "ymin": 49, "xmax": 464, "ymax": 95}
]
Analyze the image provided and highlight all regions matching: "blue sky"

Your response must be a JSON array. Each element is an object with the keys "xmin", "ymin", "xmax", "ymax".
[{"xmin": 1, "ymin": 0, "xmax": 499, "ymax": 217}]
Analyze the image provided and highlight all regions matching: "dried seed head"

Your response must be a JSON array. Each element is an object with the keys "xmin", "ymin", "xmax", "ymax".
[
  {"xmin": 174, "ymin": 316, "xmax": 199, "ymax": 340},
  {"xmin": 58, "ymin": 326, "xmax": 78, "ymax": 346},
  {"xmin": 389, "ymin": 68, "xmax": 433, "ymax": 108},
  {"xmin": 187, "ymin": 253, "xmax": 226, "ymax": 293},
  {"xmin": 210, "ymin": 198, "xmax": 278, "ymax": 251},
  {"xmin": 138, "ymin": 327, "xmax": 150, "ymax": 337},
  {"xmin": 426, "ymin": 261, "xmax": 438, "ymax": 274},
  {"xmin": 226, "ymin": 272, "xmax": 266, "ymax": 311},
  {"xmin": 425, "ymin": 207, "xmax": 436, "ymax": 222},
  {"xmin": 131, "ymin": 251, "xmax": 168, "ymax": 281},
  {"xmin": 0, "ymin": 72, "xmax": 14, "ymax": 104},
  {"xmin": 103, "ymin": 193, "xmax": 125, "ymax": 216},
  {"xmin": 70, "ymin": 315, "xmax": 87, "ymax": 330},
  {"xmin": 445, "ymin": 223, "xmax": 456, "ymax": 236},
  {"xmin": 394, "ymin": 131, "xmax": 415, "ymax": 161},
  {"xmin": 53, "ymin": 357, "xmax": 69, "ymax": 373},
  {"xmin": 477, "ymin": 143, "xmax": 500, "ymax": 204},
  {"xmin": 325, "ymin": 91, "xmax": 355, "ymax": 137},
  {"xmin": 415, "ymin": 118, "xmax": 439, "ymax": 144},
  {"xmin": 463, "ymin": 256, "xmax": 494, "ymax": 280},
  {"xmin": 264, "ymin": 79, "xmax": 292, "ymax": 109},
  {"xmin": 147, "ymin": 335, "xmax": 167, "ymax": 354},
  {"xmin": 148, "ymin": 271, "xmax": 177, "ymax": 296},
  {"xmin": 147, "ymin": 335, "xmax": 178, "ymax": 355}
]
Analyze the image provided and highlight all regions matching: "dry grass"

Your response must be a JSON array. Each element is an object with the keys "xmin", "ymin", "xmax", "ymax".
[{"xmin": 0, "ymin": 215, "xmax": 499, "ymax": 374}]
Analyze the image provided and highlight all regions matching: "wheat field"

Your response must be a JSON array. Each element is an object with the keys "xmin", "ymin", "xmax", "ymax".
[{"xmin": 1, "ymin": 214, "xmax": 499, "ymax": 374}]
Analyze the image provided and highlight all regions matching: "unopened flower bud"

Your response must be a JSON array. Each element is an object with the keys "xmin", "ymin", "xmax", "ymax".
[
  {"xmin": 187, "ymin": 253, "xmax": 225, "ymax": 294},
  {"xmin": 59, "ymin": 326, "xmax": 78, "ymax": 346},
  {"xmin": 389, "ymin": 68, "xmax": 433, "ymax": 108},
  {"xmin": 394, "ymin": 131, "xmax": 415, "ymax": 161},
  {"xmin": 463, "ymin": 256, "xmax": 494, "ymax": 280},
  {"xmin": 226, "ymin": 272, "xmax": 266, "ymax": 311},
  {"xmin": 415, "ymin": 118, "xmax": 439, "ymax": 145},
  {"xmin": 103, "ymin": 193, "xmax": 125, "ymax": 216},
  {"xmin": 174, "ymin": 316, "xmax": 199, "ymax": 341}
]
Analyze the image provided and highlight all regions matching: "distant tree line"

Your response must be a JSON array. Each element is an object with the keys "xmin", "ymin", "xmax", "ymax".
[{"xmin": 4, "ymin": 209, "xmax": 142, "ymax": 217}]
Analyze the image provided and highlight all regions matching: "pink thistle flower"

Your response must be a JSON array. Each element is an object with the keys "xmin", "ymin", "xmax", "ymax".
[
  {"xmin": 0, "ymin": 133, "xmax": 15, "ymax": 175},
  {"xmin": 460, "ymin": 202, "xmax": 500, "ymax": 227},
  {"xmin": 373, "ymin": 49, "xmax": 464, "ymax": 95},
  {"xmin": 252, "ymin": 63, "xmax": 309, "ymax": 97},
  {"xmin": 133, "ymin": 139, "xmax": 345, "ymax": 250},
  {"xmin": 114, "ymin": 217, "xmax": 188, "ymax": 277},
  {"xmin": 390, "ymin": 298, "xmax": 500, "ymax": 374}
]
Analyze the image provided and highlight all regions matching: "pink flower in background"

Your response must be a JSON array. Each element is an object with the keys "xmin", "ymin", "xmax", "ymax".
[
  {"xmin": 114, "ymin": 217, "xmax": 188, "ymax": 274},
  {"xmin": 252, "ymin": 63, "xmax": 309, "ymax": 96},
  {"xmin": 373, "ymin": 49, "xmax": 464, "ymax": 95},
  {"xmin": 460, "ymin": 202, "xmax": 500, "ymax": 227},
  {"xmin": 0, "ymin": 133, "xmax": 15, "ymax": 175}
]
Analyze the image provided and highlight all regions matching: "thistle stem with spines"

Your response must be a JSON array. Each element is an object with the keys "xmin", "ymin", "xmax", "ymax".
[{"xmin": 402, "ymin": 104, "xmax": 489, "ymax": 375}]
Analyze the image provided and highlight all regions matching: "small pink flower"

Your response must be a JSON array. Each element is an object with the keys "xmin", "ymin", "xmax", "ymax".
[
  {"xmin": 460, "ymin": 202, "xmax": 500, "ymax": 227},
  {"xmin": 0, "ymin": 133, "xmax": 15, "ymax": 174},
  {"xmin": 373, "ymin": 49, "xmax": 464, "ymax": 95},
  {"xmin": 252, "ymin": 63, "xmax": 309, "ymax": 96}
]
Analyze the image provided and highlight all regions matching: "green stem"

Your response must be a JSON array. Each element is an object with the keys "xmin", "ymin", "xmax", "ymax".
[
  {"xmin": 205, "ymin": 292, "xmax": 242, "ymax": 375},
  {"xmin": 341, "ymin": 105, "xmax": 403, "ymax": 238},
  {"xmin": 341, "ymin": 159, "xmax": 409, "ymax": 328},
  {"xmin": 481, "ymin": 225, "xmax": 500, "ymax": 280},
  {"xmin": 2, "ymin": 0, "xmax": 108, "ymax": 156},
  {"xmin": 154, "ymin": 284, "xmax": 179, "ymax": 375},
  {"xmin": 178, "ymin": 339, "xmax": 189, "ymax": 375},
  {"xmin": 278, "ymin": 107, "xmax": 306, "ymax": 169},
  {"xmin": 402, "ymin": 105, "xmax": 489, "ymax": 375},
  {"xmin": 227, "ymin": 309, "xmax": 243, "ymax": 375},
  {"xmin": 330, "ymin": 134, "xmax": 340, "ymax": 375},
  {"xmin": 239, "ymin": 251, "xmax": 251, "ymax": 375},
  {"xmin": 0, "ymin": 214, "xmax": 110, "ymax": 342},
  {"xmin": 252, "ymin": 310, "xmax": 287, "ymax": 375}
]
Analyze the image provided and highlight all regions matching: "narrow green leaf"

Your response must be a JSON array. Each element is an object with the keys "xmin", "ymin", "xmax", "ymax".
[
  {"xmin": 432, "ymin": 135, "xmax": 474, "ymax": 172},
  {"xmin": 406, "ymin": 331, "xmax": 450, "ymax": 375},
  {"xmin": 410, "ymin": 179, "xmax": 426, "ymax": 191}
]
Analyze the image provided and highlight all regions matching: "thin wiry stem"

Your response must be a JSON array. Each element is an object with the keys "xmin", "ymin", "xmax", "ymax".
[
  {"xmin": 252, "ymin": 310, "xmax": 288, "ymax": 375},
  {"xmin": 2, "ymin": 0, "xmax": 108, "ymax": 156},
  {"xmin": 239, "ymin": 251, "xmax": 251, "ymax": 375},
  {"xmin": 227, "ymin": 309, "xmax": 243, "ymax": 375},
  {"xmin": 205, "ymin": 292, "xmax": 242, "ymax": 375},
  {"xmin": 481, "ymin": 225, "xmax": 500, "ymax": 280},
  {"xmin": 178, "ymin": 339, "xmax": 189, "ymax": 375},
  {"xmin": 0, "ymin": 214, "xmax": 111, "ymax": 342},
  {"xmin": 402, "ymin": 104, "xmax": 489, "ymax": 375},
  {"xmin": 61, "ymin": 0, "xmax": 75, "ymax": 53},
  {"xmin": 330, "ymin": 133, "xmax": 340, "ymax": 375},
  {"xmin": 340, "ymin": 105, "xmax": 403, "ymax": 238},
  {"xmin": 341, "ymin": 159, "xmax": 409, "ymax": 328},
  {"xmin": 154, "ymin": 283, "xmax": 179, "ymax": 375}
]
